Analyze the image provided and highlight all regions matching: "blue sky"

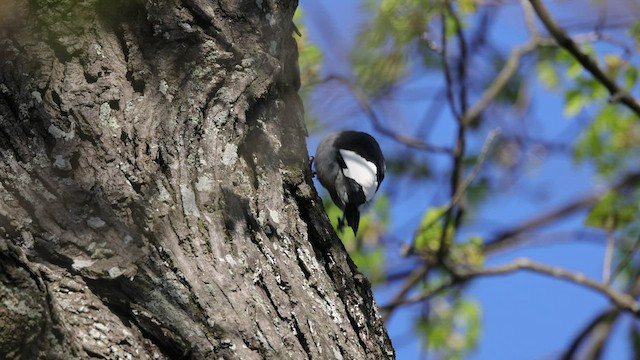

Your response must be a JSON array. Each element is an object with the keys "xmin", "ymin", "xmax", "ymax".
[{"xmin": 298, "ymin": 1, "xmax": 636, "ymax": 359}]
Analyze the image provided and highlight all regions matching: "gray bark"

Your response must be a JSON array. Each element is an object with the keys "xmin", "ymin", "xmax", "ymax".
[{"xmin": 0, "ymin": 0, "xmax": 395, "ymax": 359}]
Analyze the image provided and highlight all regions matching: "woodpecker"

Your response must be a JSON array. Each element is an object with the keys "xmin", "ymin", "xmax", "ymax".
[{"xmin": 314, "ymin": 131, "xmax": 385, "ymax": 235}]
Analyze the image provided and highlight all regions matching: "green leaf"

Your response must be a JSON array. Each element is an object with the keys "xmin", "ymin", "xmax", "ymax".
[
  {"xmin": 586, "ymin": 191, "xmax": 638, "ymax": 230},
  {"xmin": 625, "ymin": 66, "xmax": 638, "ymax": 89},
  {"xmin": 294, "ymin": 8, "xmax": 323, "ymax": 94},
  {"xmin": 567, "ymin": 60, "xmax": 583, "ymax": 79},
  {"xmin": 352, "ymin": 49, "xmax": 407, "ymax": 93},
  {"xmin": 350, "ymin": 248, "xmax": 385, "ymax": 283},
  {"xmin": 415, "ymin": 206, "xmax": 453, "ymax": 252},
  {"xmin": 563, "ymin": 89, "xmax": 586, "ymax": 117},
  {"xmin": 630, "ymin": 21, "xmax": 640, "ymax": 41},
  {"xmin": 416, "ymin": 296, "xmax": 482, "ymax": 359},
  {"xmin": 450, "ymin": 235, "xmax": 485, "ymax": 268},
  {"xmin": 537, "ymin": 61, "xmax": 559, "ymax": 88},
  {"xmin": 575, "ymin": 104, "xmax": 640, "ymax": 177},
  {"xmin": 459, "ymin": 0, "xmax": 477, "ymax": 14}
]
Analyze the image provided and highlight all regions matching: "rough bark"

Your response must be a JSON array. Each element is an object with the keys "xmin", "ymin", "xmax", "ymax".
[{"xmin": 0, "ymin": 0, "xmax": 395, "ymax": 359}]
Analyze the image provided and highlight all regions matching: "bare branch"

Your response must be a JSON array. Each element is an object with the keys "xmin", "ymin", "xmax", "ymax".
[
  {"xmin": 323, "ymin": 75, "xmax": 454, "ymax": 154},
  {"xmin": 449, "ymin": 2, "xmax": 469, "ymax": 118},
  {"xmin": 438, "ymin": 0, "xmax": 469, "ymax": 260},
  {"xmin": 461, "ymin": 1, "xmax": 543, "ymax": 126},
  {"xmin": 562, "ymin": 275, "xmax": 640, "ymax": 359},
  {"xmin": 484, "ymin": 193, "xmax": 600, "ymax": 253},
  {"xmin": 528, "ymin": 0, "xmax": 640, "ymax": 117},
  {"xmin": 440, "ymin": 4, "xmax": 462, "ymax": 122},
  {"xmin": 520, "ymin": 0, "xmax": 538, "ymax": 36},
  {"xmin": 462, "ymin": 258, "xmax": 640, "ymax": 314},
  {"xmin": 452, "ymin": 128, "xmax": 501, "ymax": 206},
  {"xmin": 381, "ymin": 263, "xmax": 431, "ymax": 321},
  {"xmin": 381, "ymin": 276, "xmax": 455, "ymax": 314},
  {"xmin": 484, "ymin": 172, "xmax": 640, "ymax": 253},
  {"xmin": 560, "ymin": 308, "xmax": 621, "ymax": 360},
  {"xmin": 399, "ymin": 258, "xmax": 640, "ymax": 315},
  {"xmin": 470, "ymin": 0, "xmax": 637, "ymax": 127},
  {"xmin": 579, "ymin": 318, "xmax": 616, "ymax": 360}
]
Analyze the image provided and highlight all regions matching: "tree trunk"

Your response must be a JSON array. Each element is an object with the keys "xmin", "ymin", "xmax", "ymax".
[{"xmin": 0, "ymin": 0, "xmax": 395, "ymax": 359}]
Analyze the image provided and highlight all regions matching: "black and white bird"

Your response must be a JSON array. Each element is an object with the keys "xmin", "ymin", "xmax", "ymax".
[{"xmin": 314, "ymin": 131, "xmax": 385, "ymax": 235}]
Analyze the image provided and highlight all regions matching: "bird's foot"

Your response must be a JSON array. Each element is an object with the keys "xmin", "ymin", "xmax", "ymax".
[
  {"xmin": 309, "ymin": 156, "xmax": 317, "ymax": 177},
  {"xmin": 337, "ymin": 216, "xmax": 346, "ymax": 233}
]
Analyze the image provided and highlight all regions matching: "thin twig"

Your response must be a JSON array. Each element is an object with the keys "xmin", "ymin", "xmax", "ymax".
[
  {"xmin": 580, "ymin": 318, "xmax": 615, "ymax": 360},
  {"xmin": 381, "ymin": 276, "xmax": 455, "ymax": 314},
  {"xmin": 450, "ymin": 1, "xmax": 469, "ymax": 118},
  {"xmin": 463, "ymin": 258, "xmax": 640, "ymax": 314},
  {"xmin": 602, "ymin": 227, "xmax": 615, "ymax": 284},
  {"xmin": 440, "ymin": 2, "xmax": 462, "ymax": 122},
  {"xmin": 520, "ymin": 0, "xmax": 538, "ymax": 36},
  {"xmin": 452, "ymin": 128, "xmax": 500, "ymax": 206}
]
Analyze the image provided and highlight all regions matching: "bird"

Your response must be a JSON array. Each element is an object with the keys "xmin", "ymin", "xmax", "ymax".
[{"xmin": 314, "ymin": 131, "xmax": 385, "ymax": 235}]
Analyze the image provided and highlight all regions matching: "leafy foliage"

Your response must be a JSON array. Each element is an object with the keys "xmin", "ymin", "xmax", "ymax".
[
  {"xmin": 415, "ymin": 295, "xmax": 481, "ymax": 360},
  {"xmin": 576, "ymin": 105, "xmax": 640, "ymax": 176},
  {"xmin": 294, "ymin": 9, "xmax": 323, "ymax": 93},
  {"xmin": 586, "ymin": 191, "xmax": 639, "ymax": 230},
  {"xmin": 414, "ymin": 206, "xmax": 454, "ymax": 253},
  {"xmin": 352, "ymin": 0, "xmax": 442, "ymax": 93},
  {"xmin": 294, "ymin": 8, "xmax": 323, "ymax": 131}
]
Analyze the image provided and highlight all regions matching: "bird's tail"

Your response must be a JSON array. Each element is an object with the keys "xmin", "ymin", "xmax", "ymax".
[{"xmin": 344, "ymin": 205, "xmax": 360, "ymax": 236}]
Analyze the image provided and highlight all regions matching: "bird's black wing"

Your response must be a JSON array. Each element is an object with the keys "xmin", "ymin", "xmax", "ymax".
[{"xmin": 334, "ymin": 131, "xmax": 385, "ymax": 188}]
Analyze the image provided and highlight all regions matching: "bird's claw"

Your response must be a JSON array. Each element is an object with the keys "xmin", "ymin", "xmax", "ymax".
[
  {"xmin": 310, "ymin": 156, "xmax": 316, "ymax": 177},
  {"xmin": 337, "ymin": 216, "xmax": 346, "ymax": 233}
]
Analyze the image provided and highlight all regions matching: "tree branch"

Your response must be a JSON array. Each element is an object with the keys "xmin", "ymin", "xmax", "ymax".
[
  {"xmin": 440, "ymin": 5, "xmax": 462, "ymax": 122},
  {"xmin": 399, "ymin": 258, "xmax": 640, "ymax": 315},
  {"xmin": 463, "ymin": 39, "xmax": 539, "ymax": 125},
  {"xmin": 602, "ymin": 227, "xmax": 615, "ymax": 284},
  {"xmin": 461, "ymin": 258, "xmax": 640, "ymax": 314},
  {"xmin": 323, "ymin": 75, "xmax": 453, "ymax": 154},
  {"xmin": 560, "ymin": 308, "xmax": 620, "ymax": 360},
  {"xmin": 381, "ymin": 263, "xmax": 431, "ymax": 321},
  {"xmin": 527, "ymin": 0, "xmax": 640, "ymax": 116},
  {"xmin": 484, "ymin": 172, "xmax": 640, "ymax": 254},
  {"xmin": 381, "ymin": 276, "xmax": 455, "ymax": 314},
  {"xmin": 484, "ymin": 193, "xmax": 600, "ymax": 253},
  {"xmin": 438, "ymin": 0, "xmax": 469, "ymax": 260},
  {"xmin": 406, "ymin": 128, "xmax": 500, "ymax": 251}
]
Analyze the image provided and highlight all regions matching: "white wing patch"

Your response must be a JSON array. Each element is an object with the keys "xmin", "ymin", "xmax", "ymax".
[{"xmin": 339, "ymin": 149, "xmax": 378, "ymax": 201}]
